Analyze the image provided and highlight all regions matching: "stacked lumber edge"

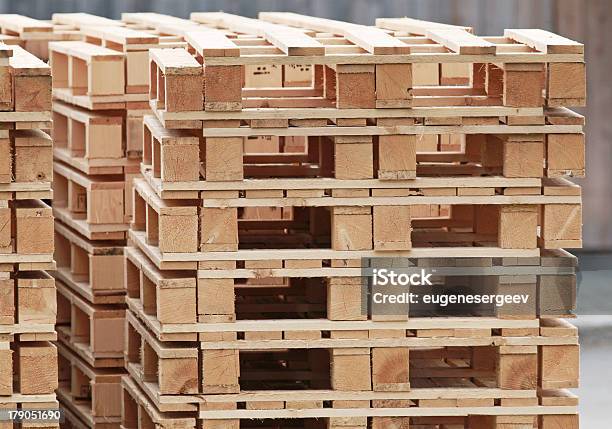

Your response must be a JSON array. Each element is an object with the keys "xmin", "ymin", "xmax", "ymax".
[
  {"xmin": 0, "ymin": 42, "xmax": 58, "ymax": 425},
  {"xmin": 1, "ymin": 11, "xmax": 585, "ymax": 429}
]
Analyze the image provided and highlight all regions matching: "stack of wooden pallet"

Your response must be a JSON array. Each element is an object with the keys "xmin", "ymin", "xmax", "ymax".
[
  {"xmin": 0, "ymin": 14, "xmax": 81, "ymax": 60},
  {"xmin": 45, "ymin": 16, "xmax": 171, "ymax": 428},
  {"xmin": 118, "ymin": 12, "xmax": 585, "ymax": 429},
  {"xmin": 0, "ymin": 45, "xmax": 58, "ymax": 424}
]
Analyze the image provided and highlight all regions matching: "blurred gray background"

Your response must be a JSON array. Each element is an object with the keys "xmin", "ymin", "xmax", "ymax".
[{"xmin": 4, "ymin": 0, "xmax": 607, "ymax": 250}]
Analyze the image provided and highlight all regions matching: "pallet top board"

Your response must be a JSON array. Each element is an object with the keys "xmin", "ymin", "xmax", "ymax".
[
  {"xmin": 0, "ymin": 34, "xmax": 20, "ymax": 45},
  {"xmin": 51, "ymin": 12, "xmax": 122, "ymax": 28},
  {"xmin": 128, "ymin": 300, "xmax": 576, "ymax": 344},
  {"xmin": 192, "ymin": 12, "xmax": 325, "ymax": 56},
  {"xmin": 376, "ymin": 17, "xmax": 474, "ymax": 35},
  {"xmin": 184, "ymin": 30, "xmax": 240, "ymax": 57},
  {"xmin": 143, "ymin": 114, "xmax": 200, "ymax": 143},
  {"xmin": 0, "ymin": 44, "xmax": 13, "ymax": 60},
  {"xmin": 9, "ymin": 45, "xmax": 49, "ymax": 75},
  {"xmin": 0, "ymin": 322, "xmax": 56, "ymax": 336},
  {"xmin": 130, "ymin": 229, "xmax": 540, "ymax": 272},
  {"xmin": 52, "ymin": 88, "xmax": 148, "ymax": 111},
  {"xmin": 82, "ymin": 25, "xmax": 161, "ymax": 47},
  {"xmin": 122, "ymin": 12, "xmax": 201, "ymax": 34},
  {"xmin": 139, "ymin": 160, "xmax": 580, "ymax": 197},
  {"xmin": 425, "ymin": 27, "xmax": 496, "ymax": 55},
  {"xmin": 153, "ymin": 105, "xmax": 554, "ymax": 128},
  {"xmin": 504, "ymin": 29, "xmax": 584, "ymax": 54},
  {"xmin": 196, "ymin": 404, "xmax": 577, "ymax": 420},
  {"xmin": 151, "ymin": 101, "xmax": 585, "ymax": 130},
  {"xmin": 150, "ymin": 47, "xmax": 201, "ymax": 74},
  {"xmin": 48, "ymin": 40, "xmax": 124, "ymax": 61},
  {"xmin": 0, "ymin": 14, "xmax": 53, "ymax": 36},
  {"xmin": 258, "ymin": 12, "xmax": 411, "ymax": 55},
  {"xmin": 164, "ymin": 13, "xmax": 585, "ymax": 66}
]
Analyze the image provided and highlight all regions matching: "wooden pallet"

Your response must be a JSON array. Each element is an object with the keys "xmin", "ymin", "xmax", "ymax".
[
  {"xmin": 52, "ymin": 100, "xmax": 140, "ymax": 174},
  {"xmin": 81, "ymin": 26, "xmax": 185, "ymax": 93},
  {"xmin": 56, "ymin": 341, "xmax": 124, "ymax": 428},
  {"xmin": 122, "ymin": 12, "xmax": 314, "ymax": 91},
  {"xmin": 129, "ymin": 176, "xmax": 581, "ymax": 269},
  {"xmin": 124, "ymin": 245, "xmax": 576, "ymax": 337},
  {"xmin": 144, "ymin": 13, "xmax": 584, "ymax": 122},
  {"xmin": 48, "ymin": 32, "xmax": 180, "ymax": 111},
  {"xmin": 124, "ymin": 309, "xmax": 578, "ymax": 413},
  {"xmin": 141, "ymin": 112, "xmax": 584, "ymax": 188},
  {"xmin": 52, "ymin": 162, "xmax": 130, "ymax": 240},
  {"xmin": 56, "ymin": 281, "xmax": 125, "ymax": 368},
  {"xmin": 0, "ymin": 14, "xmax": 80, "ymax": 61},
  {"xmin": 49, "ymin": 41, "xmax": 149, "ymax": 110},
  {"xmin": 121, "ymin": 371, "xmax": 577, "ymax": 429},
  {"xmin": 0, "ymin": 340, "xmax": 58, "ymax": 395},
  {"xmin": 53, "ymin": 221, "xmax": 125, "ymax": 305}
]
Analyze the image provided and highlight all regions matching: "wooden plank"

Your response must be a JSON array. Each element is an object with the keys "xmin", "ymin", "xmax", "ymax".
[
  {"xmin": 504, "ymin": 29, "xmax": 584, "ymax": 54},
  {"xmin": 0, "ymin": 14, "xmax": 53, "ymax": 35},
  {"xmin": 191, "ymin": 12, "xmax": 324, "ymax": 56},
  {"xmin": 184, "ymin": 30, "xmax": 240, "ymax": 57},
  {"xmin": 259, "ymin": 12, "xmax": 409, "ymax": 54},
  {"xmin": 376, "ymin": 17, "xmax": 473, "ymax": 35},
  {"xmin": 426, "ymin": 28, "xmax": 496, "ymax": 55},
  {"xmin": 81, "ymin": 26, "xmax": 160, "ymax": 46},
  {"xmin": 52, "ymin": 12, "xmax": 121, "ymax": 28},
  {"xmin": 149, "ymin": 48, "xmax": 201, "ymax": 75}
]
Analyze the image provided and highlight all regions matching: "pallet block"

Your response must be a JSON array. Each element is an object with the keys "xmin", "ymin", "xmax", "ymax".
[
  {"xmin": 16, "ymin": 271, "xmax": 55, "ymax": 326},
  {"xmin": 1, "ymin": 272, "xmax": 56, "ymax": 328},
  {"xmin": 15, "ymin": 341, "xmax": 58, "ymax": 394},
  {"xmin": 125, "ymin": 247, "xmax": 197, "ymax": 325},
  {"xmin": 143, "ymin": 115, "xmax": 200, "ymax": 182},
  {"xmin": 0, "ymin": 130, "xmax": 53, "ymax": 185},
  {"xmin": 13, "ymin": 199, "xmax": 54, "ymax": 255},
  {"xmin": 126, "ymin": 312, "xmax": 199, "ymax": 395},
  {"xmin": 11, "ymin": 130, "xmax": 53, "ymax": 184},
  {"xmin": 501, "ymin": 63, "xmax": 545, "ymax": 107},
  {"xmin": 0, "ymin": 344, "xmax": 11, "ymax": 395},
  {"xmin": 334, "ymin": 136, "xmax": 374, "ymax": 180},
  {"xmin": 541, "ymin": 204, "xmax": 582, "ymax": 248},
  {"xmin": 121, "ymin": 375, "xmax": 196, "ymax": 429},
  {"xmin": 546, "ymin": 133, "xmax": 585, "ymax": 178},
  {"xmin": 149, "ymin": 48, "xmax": 202, "ymax": 112},
  {"xmin": 9, "ymin": 45, "xmax": 52, "ymax": 112},
  {"xmin": 375, "ymin": 63, "xmax": 413, "ymax": 108},
  {"xmin": 132, "ymin": 179, "xmax": 198, "ymax": 253},
  {"xmin": 547, "ymin": 62, "xmax": 586, "ymax": 106}
]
